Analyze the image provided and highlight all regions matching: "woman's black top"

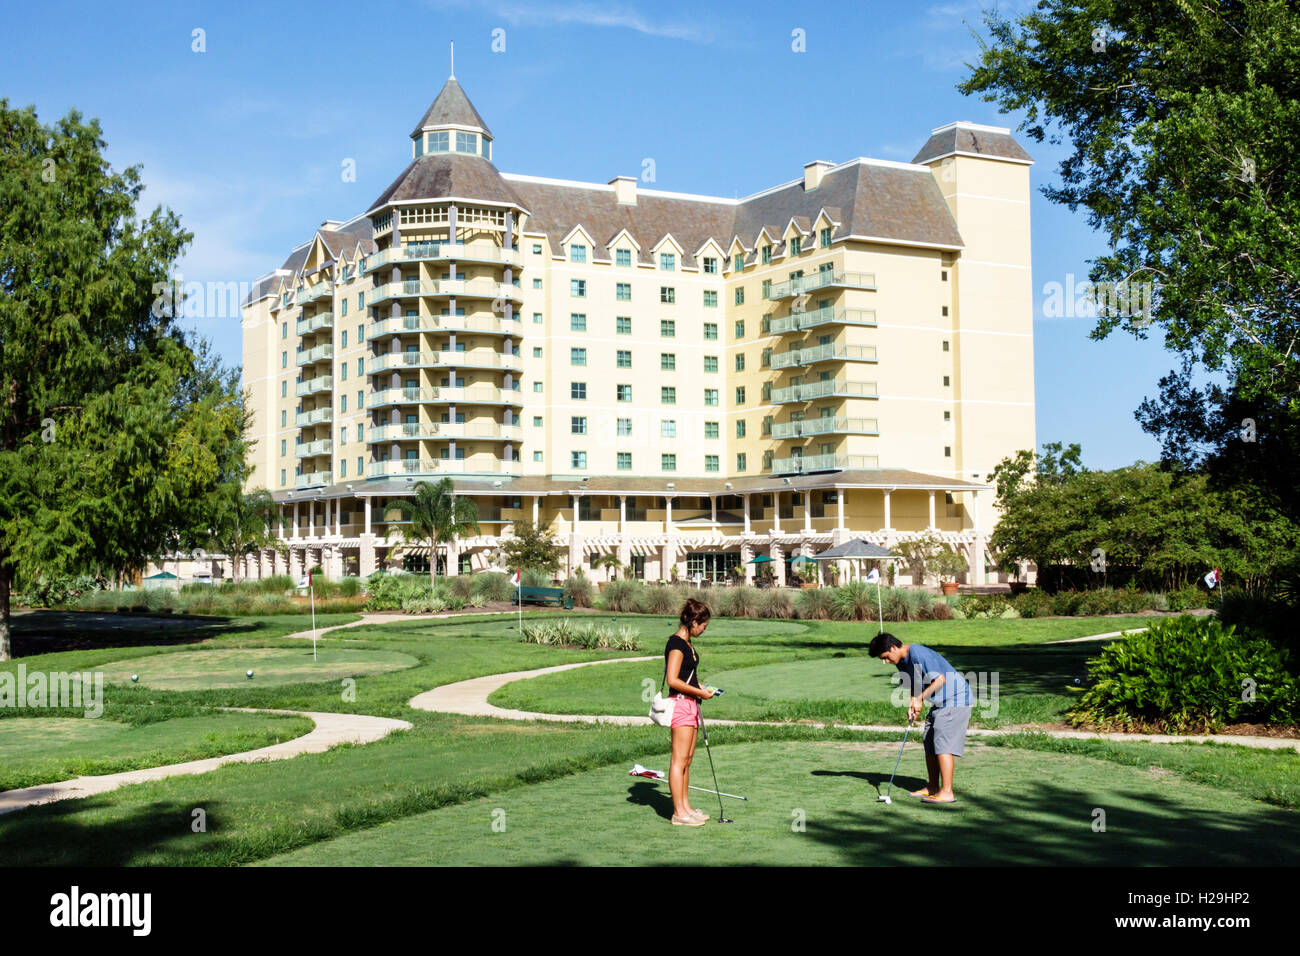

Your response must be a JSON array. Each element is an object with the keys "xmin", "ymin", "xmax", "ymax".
[{"xmin": 663, "ymin": 634, "xmax": 700, "ymax": 695}]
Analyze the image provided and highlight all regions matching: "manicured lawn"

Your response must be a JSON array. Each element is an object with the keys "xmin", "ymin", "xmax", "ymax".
[
  {"xmin": 256, "ymin": 740, "xmax": 1300, "ymax": 866},
  {"xmin": 96, "ymin": 646, "xmax": 419, "ymax": 690}
]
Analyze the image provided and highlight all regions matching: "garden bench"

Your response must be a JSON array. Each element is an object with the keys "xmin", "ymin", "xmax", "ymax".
[{"xmin": 516, "ymin": 585, "xmax": 573, "ymax": 609}]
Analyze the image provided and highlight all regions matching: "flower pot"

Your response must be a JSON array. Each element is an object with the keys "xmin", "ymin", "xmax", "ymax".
[
  {"xmin": 941, "ymin": 581, "xmax": 959, "ymax": 596},
  {"xmin": 1008, "ymin": 581, "xmax": 1029, "ymax": 596}
]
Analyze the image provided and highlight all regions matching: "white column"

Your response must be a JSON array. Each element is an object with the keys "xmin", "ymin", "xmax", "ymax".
[
  {"xmin": 572, "ymin": 494, "xmax": 581, "ymax": 535},
  {"xmin": 836, "ymin": 492, "xmax": 845, "ymax": 530},
  {"xmin": 293, "ymin": 502, "xmax": 300, "ymax": 539},
  {"xmin": 309, "ymin": 499, "xmax": 316, "ymax": 538},
  {"xmin": 743, "ymin": 494, "xmax": 751, "ymax": 535},
  {"xmin": 364, "ymin": 496, "xmax": 372, "ymax": 535},
  {"xmin": 929, "ymin": 490, "xmax": 936, "ymax": 530},
  {"xmin": 803, "ymin": 492, "xmax": 812, "ymax": 532},
  {"xmin": 972, "ymin": 490, "xmax": 981, "ymax": 533},
  {"xmin": 619, "ymin": 495, "xmax": 627, "ymax": 533},
  {"xmin": 883, "ymin": 490, "xmax": 892, "ymax": 532},
  {"xmin": 532, "ymin": 495, "xmax": 540, "ymax": 525},
  {"xmin": 278, "ymin": 506, "xmax": 285, "ymax": 538},
  {"xmin": 771, "ymin": 493, "xmax": 781, "ymax": 533},
  {"xmin": 710, "ymin": 496, "xmax": 717, "ymax": 526},
  {"xmin": 664, "ymin": 496, "xmax": 673, "ymax": 531}
]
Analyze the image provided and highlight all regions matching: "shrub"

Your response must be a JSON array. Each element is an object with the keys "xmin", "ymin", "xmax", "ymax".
[
  {"xmin": 1069, "ymin": 615, "xmax": 1300, "ymax": 733},
  {"xmin": 718, "ymin": 585, "xmax": 760, "ymax": 618},
  {"xmin": 476, "ymin": 572, "xmax": 516, "ymax": 604},
  {"xmin": 448, "ymin": 576, "xmax": 476, "ymax": 601},
  {"xmin": 643, "ymin": 584, "xmax": 681, "ymax": 615},
  {"xmin": 249, "ymin": 594, "xmax": 295, "ymax": 615},
  {"xmin": 795, "ymin": 588, "xmax": 835, "ymax": 620},
  {"xmin": 1166, "ymin": 583, "xmax": 1210, "ymax": 612},
  {"xmin": 521, "ymin": 568, "xmax": 553, "ymax": 588},
  {"xmin": 563, "ymin": 570, "xmax": 594, "ymax": 608},
  {"xmin": 604, "ymin": 579, "xmax": 644, "ymax": 613},
  {"xmin": 760, "ymin": 588, "xmax": 795, "ymax": 619},
  {"xmin": 337, "ymin": 576, "xmax": 362, "ymax": 597},
  {"xmin": 1218, "ymin": 588, "xmax": 1292, "ymax": 649},
  {"xmin": 833, "ymin": 581, "xmax": 876, "ymax": 621},
  {"xmin": 1011, "ymin": 588, "xmax": 1055, "ymax": 618},
  {"xmin": 930, "ymin": 601, "xmax": 953, "ymax": 621},
  {"xmin": 957, "ymin": 594, "xmax": 1013, "ymax": 619},
  {"xmin": 1051, "ymin": 590, "xmax": 1086, "ymax": 617}
]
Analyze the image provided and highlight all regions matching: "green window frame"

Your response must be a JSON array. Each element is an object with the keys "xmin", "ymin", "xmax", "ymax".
[
  {"xmin": 570, "ymin": 279, "xmax": 586, "ymax": 297},
  {"xmin": 703, "ymin": 290, "xmax": 717, "ymax": 307},
  {"xmin": 617, "ymin": 418, "xmax": 632, "ymax": 436},
  {"xmin": 617, "ymin": 452, "xmax": 632, "ymax": 470},
  {"xmin": 704, "ymin": 388, "xmax": 718, "ymax": 407},
  {"xmin": 616, "ymin": 316, "xmax": 631, "ymax": 334},
  {"xmin": 705, "ymin": 455, "xmax": 719, "ymax": 473},
  {"xmin": 616, "ymin": 249, "xmax": 632, "ymax": 267},
  {"xmin": 761, "ymin": 245, "xmax": 771, "ymax": 264},
  {"xmin": 704, "ymin": 322, "xmax": 718, "ymax": 341},
  {"xmin": 661, "ymin": 387, "xmax": 677, "ymax": 405},
  {"xmin": 661, "ymin": 353, "xmax": 676, "ymax": 371},
  {"xmin": 660, "ymin": 252, "xmax": 675, "ymax": 271},
  {"xmin": 735, "ymin": 386, "xmax": 746, "ymax": 404},
  {"xmin": 820, "ymin": 227, "xmax": 831, "ymax": 248},
  {"xmin": 617, "ymin": 350, "xmax": 632, "ymax": 368},
  {"xmin": 735, "ymin": 287, "xmax": 745, "ymax": 305},
  {"xmin": 660, "ymin": 319, "xmax": 675, "ymax": 337},
  {"xmin": 571, "ymin": 416, "xmax": 587, "ymax": 435},
  {"xmin": 570, "ymin": 244, "xmax": 587, "ymax": 263},
  {"xmin": 704, "ymin": 421, "xmax": 719, "ymax": 439},
  {"xmin": 736, "ymin": 420, "xmax": 746, "ymax": 438},
  {"xmin": 734, "ymin": 354, "xmax": 745, "ymax": 372},
  {"xmin": 616, "ymin": 282, "xmax": 631, "ymax": 301},
  {"xmin": 736, "ymin": 453, "xmax": 747, "ymax": 471},
  {"xmin": 704, "ymin": 356, "xmax": 718, "ymax": 373},
  {"xmin": 660, "ymin": 286, "xmax": 676, "ymax": 304},
  {"xmin": 661, "ymin": 453, "xmax": 677, "ymax": 472},
  {"xmin": 570, "ymin": 313, "xmax": 587, "ymax": 331},
  {"xmin": 617, "ymin": 384, "xmax": 632, "ymax": 402},
  {"xmin": 570, "ymin": 347, "xmax": 587, "ymax": 366}
]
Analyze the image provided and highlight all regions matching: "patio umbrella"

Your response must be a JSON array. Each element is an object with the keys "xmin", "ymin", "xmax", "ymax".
[
  {"xmin": 790, "ymin": 555, "xmax": 817, "ymax": 564},
  {"xmin": 747, "ymin": 554, "xmax": 774, "ymax": 564}
]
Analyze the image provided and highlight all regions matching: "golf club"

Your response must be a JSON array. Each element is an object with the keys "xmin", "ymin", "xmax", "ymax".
[
  {"xmin": 698, "ymin": 690, "xmax": 733, "ymax": 823},
  {"xmin": 627, "ymin": 768, "xmax": 748, "ymax": 801},
  {"xmin": 878, "ymin": 716, "xmax": 916, "ymax": 804}
]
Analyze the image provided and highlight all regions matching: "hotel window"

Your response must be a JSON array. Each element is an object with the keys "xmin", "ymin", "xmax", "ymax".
[
  {"xmin": 942, "ymin": 340, "xmax": 949, "ymax": 352},
  {"xmin": 341, "ymin": 395, "xmax": 348, "ymax": 412},
  {"xmin": 455, "ymin": 131, "xmax": 476, "ymax": 153},
  {"xmin": 534, "ymin": 381, "xmax": 544, "ymax": 393},
  {"xmin": 617, "ymin": 418, "xmax": 632, "ymax": 436},
  {"xmin": 942, "ymin": 269, "xmax": 948, "ymax": 281},
  {"xmin": 428, "ymin": 131, "xmax": 449, "ymax": 152},
  {"xmin": 736, "ymin": 453, "xmax": 747, "ymax": 471},
  {"xmin": 734, "ymin": 386, "xmax": 745, "ymax": 404},
  {"xmin": 571, "ymin": 313, "xmax": 587, "ymax": 331},
  {"xmin": 357, "ymin": 358, "xmax": 364, "ymax": 374},
  {"xmin": 704, "ymin": 355, "xmax": 718, "ymax": 373},
  {"xmin": 660, "ymin": 286, "xmax": 675, "ymax": 304},
  {"xmin": 763, "ymin": 450, "xmax": 774, "ymax": 470},
  {"xmin": 357, "ymin": 423, "xmax": 364, "ymax": 441},
  {"xmin": 661, "ymin": 387, "xmax": 676, "ymax": 405},
  {"xmin": 662, "ymin": 454, "xmax": 677, "ymax": 471},
  {"xmin": 660, "ymin": 319, "xmax": 675, "ymax": 337},
  {"xmin": 705, "ymin": 455, "xmax": 719, "ymax": 472},
  {"xmin": 616, "ymin": 282, "xmax": 631, "ymax": 301},
  {"xmin": 761, "ymin": 382, "xmax": 772, "ymax": 402},
  {"xmin": 571, "ymin": 416, "xmax": 587, "ymax": 435},
  {"xmin": 734, "ymin": 320, "xmax": 745, "ymax": 338},
  {"xmin": 661, "ymin": 353, "xmax": 676, "ymax": 371},
  {"xmin": 761, "ymin": 348, "xmax": 772, "ymax": 368},
  {"xmin": 762, "ymin": 415, "xmax": 773, "ymax": 436},
  {"xmin": 340, "ymin": 426, "xmax": 348, "ymax": 445},
  {"xmin": 533, "ymin": 415, "xmax": 543, "ymax": 426},
  {"xmin": 571, "ymin": 279, "xmax": 586, "ymax": 297},
  {"xmin": 761, "ymin": 313, "xmax": 771, "ymax": 334},
  {"xmin": 280, "ymin": 469, "xmax": 286, "ymax": 485},
  {"xmin": 572, "ymin": 451, "xmax": 587, "ymax": 469},
  {"xmin": 341, "ymin": 299, "xmax": 348, "ymax": 317},
  {"xmin": 943, "ymin": 375, "xmax": 950, "ymax": 386},
  {"xmin": 704, "ymin": 388, "xmax": 719, "ymax": 407},
  {"xmin": 341, "ymin": 364, "xmax": 347, "ymax": 381},
  {"xmin": 736, "ymin": 420, "xmax": 746, "ymax": 438},
  {"xmin": 820, "ymin": 228, "xmax": 832, "ymax": 248},
  {"xmin": 609, "ymin": 350, "xmax": 629, "ymax": 371},
  {"xmin": 733, "ymin": 253, "xmax": 743, "ymax": 272},
  {"xmin": 357, "ymin": 324, "xmax": 363, "ymax": 342},
  {"xmin": 533, "ymin": 347, "xmax": 543, "ymax": 358},
  {"xmin": 282, "ymin": 381, "xmax": 287, "ymax": 398},
  {"xmin": 945, "ymin": 446, "xmax": 952, "ymax": 457},
  {"xmin": 281, "ymin": 439, "xmax": 286, "ymax": 455},
  {"xmin": 358, "ymin": 390, "xmax": 364, "ymax": 408},
  {"xmin": 617, "ymin": 316, "xmax": 632, "ymax": 334},
  {"xmin": 534, "ymin": 451, "xmax": 544, "ymax": 462},
  {"xmin": 703, "ymin": 290, "xmax": 717, "ymax": 307},
  {"xmin": 570, "ymin": 244, "xmax": 587, "ymax": 263},
  {"xmin": 661, "ymin": 420, "xmax": 676, "ymax": 438},
  {"xmin": 341, "ymin": 331, "xmax": 348, "ymax": 348},
  {"xmin": 942, "ymin": 306, "xmax": 949, "ymax": 316},
  {"xmin": 617, "ymin": 384, "xmax": 632, "ymax": 402},
  {"xmin": 944, "ymin": 410, "xmax": 951, "ymax": 422},
  {"xmin": 790, "ymin": 237, "xmax": 802, "ymax": 256},
  {"xmin": 533, "ymin": 312, "xmax": 543, "ymax": 324},
  {"xmin": 704, "ymin": 322, "xmax": 718, "ymax": 341},
  {"xmin": 571, "ymin": 382, "xmax": 587, "ymax": 399},
  {"xmin": 358, "ymin": 293, "xmax": 364, "ymax": 309},
  {"xmin": 533, "ymin": 243, "xmax": 543, "ymax": 254},
  {"xmin": 571, "ymin": 347, "xmax": 587, "ymax": 366},
  {"xmin": 703, "ymin": 257, "xmax": 718, "ymax": 274},
  {"xmin": 617, "ymin": 452, "xmax": 632, "ymax": 470},
  {"xmin": 705, "ymin": 421, "xmax": 719, "ymax": 439},
  {"xmin": 761, "ymin": 279, "xmax": 771, "ymax": 299},
  {"xmin": 660, "ymin": 252, "xmax": 675, "ymax": 271},
  {"xmin": 616, "ymin": 248, "xmax": 632, "ymax": 266},
  {"xmin": 734, "ymin": 354, "xmax": 744, "ymax": 372},
  {"xmin": 281, "ymin": 351, "xmax": 287, "ymax": 368},
  {"xmin": 281, "ymin": 322, "xmax": 287, "ymax": 339},
  {"xmin": 735, "ymin": 287, "xmax": 745, "ymax": 305}
]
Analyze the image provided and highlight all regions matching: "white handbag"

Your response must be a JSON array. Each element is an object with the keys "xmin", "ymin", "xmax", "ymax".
[{"xmin": 649, "ymin": 663, "xmax": 696, "ymax": 727}]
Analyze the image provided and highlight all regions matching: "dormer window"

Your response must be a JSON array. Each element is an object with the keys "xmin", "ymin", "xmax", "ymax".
[
  {"xmin": 570, "ymin": 244, "xmax": 587, "ymax": 263},
  {"xmin": 429, "ymin": 131, "xmax": 449, "ymax": 152},
  {"xmin": 616, "ymin": 248, "xmax": 632, "ymax": 267},
  {"xmin": 761, "ymin": 245, "xmax": 772, "ymax": 264},
  {"xmin": 790, "ymin": 236, "xmax": 802, "ymax": 256},
  {"xmin": 660, "ymin": 252, "xmax": 675, "ymax": 271},
  {"xmin": 455, "ymin": 131, "xmax": 477, "ymax": 153}
]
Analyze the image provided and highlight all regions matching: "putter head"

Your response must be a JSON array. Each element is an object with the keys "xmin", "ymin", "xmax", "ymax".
[
  {"xmin": 878, "ymin": 795, "xmax": 892, "ymax": 804},
  {"xmin": 718, "ymin": 818, "xmax": 734, "ymax": 824}
]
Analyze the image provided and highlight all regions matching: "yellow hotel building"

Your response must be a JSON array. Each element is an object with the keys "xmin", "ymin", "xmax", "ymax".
[{"xmin": 236, "ymin": 75, "xmax": 1035, "ymax": 585}]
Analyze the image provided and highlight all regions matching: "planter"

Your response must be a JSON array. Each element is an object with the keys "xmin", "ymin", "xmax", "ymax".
[
  {"xmin": 941, "ymin": 581, "xmax": 959, "ymax": 596},
  {"xmin": 1008, "ymin": 581, "xmax": 1030, "ymax": 596}
]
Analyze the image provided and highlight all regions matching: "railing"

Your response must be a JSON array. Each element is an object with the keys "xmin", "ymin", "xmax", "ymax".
[
  {"xmin": 770, "ymin": 307, "xmax": 877, "ymax": 334},
  {"xmin": 295, "ymin": 375, "xmax": 333, "ymax": 396},
  {"xmin": 295, "ymin": 438, "xmax": 332, "ymax": 458},
  {"xmin": 770, "ymin": 344, "xmax": 877, "ymax": 369},
  {"xmin": 771, "ymin": 417, "xmax": 880, "ymax": 439},
  {"xmin": 366, "ymin": 422, "xmax": 521, "ymax": 443},
  {"xmin": 767, "ymin": 271, "xmax": 876, "ymax": 299},
  {"xmin": 367, "ymin": 458, "xmax": 523, "ymax": 478},
  {"xmin": 365, "ymin": 313, "xmax": 523, "ymax": 339},
  {"xmin": 296, "ymin": 311, "xmax": 335, "ymax": 335},
  {"xmin": 364, "ymin": 241, "xmax": 521, "ymax": 272},
  {"xmin": 368, "ymin": 278, "xmax": 523, "ymax": 307},
  {"xmin": 772, "ymin": 453, "xmax": 879, "ymax": 474},
  {"xmin": 771, "ymin": 379, "xmax": 877, "ymax": 403},
  {"xmin": 368, "ymin": 350, "xmax": 521, "ymax": 374},
  {"xmin": 369, "ymin": 387, "xmax": 441, "ymax": 407},
  {"xmin": 295, "ymin": 281, "xmax": 334, "ymax": 305},
  {"xmin": 295, "ymin": 343, "xmax": 334, "ymax": 367},
  {"xmin": 295, "ymin": 407, "xmax": 334, "ymax": 427},
  {"xmin": 367, "ymin": 385, "xmax": 521, "ymax": 406},
  {"xmin": 295, "ymin": 470, "xmax": 332, "ymax": 488}
]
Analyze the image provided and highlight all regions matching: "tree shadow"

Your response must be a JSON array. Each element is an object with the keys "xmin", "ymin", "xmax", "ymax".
[
  {"xmin": 10, "ymin": 611, "xmax": 258, "ymax": 657},
  {"xmin": 928, "ymin": 642, "xmax": 1107, "ymax": 696},
  {"xmin": 626, "ymin": 781, "xmax": 675, "ymax": 820},
  {"xmin": 812, "ymin": 769, "xmax": 928, "ymax": 791}
]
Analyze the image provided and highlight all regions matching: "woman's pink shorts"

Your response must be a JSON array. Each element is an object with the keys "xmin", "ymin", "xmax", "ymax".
[{"xmin": 669, "ymin": 694, "xmax": 700, "ymax": 728}]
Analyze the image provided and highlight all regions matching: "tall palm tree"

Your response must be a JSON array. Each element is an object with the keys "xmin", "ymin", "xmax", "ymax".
[
  {"xmin": 210, "ymin": 488, "xmax": 287, "ymax": 583},
  {"xmin": 391, "ymin": 477, "xmax": 479, "ymax": 587}
]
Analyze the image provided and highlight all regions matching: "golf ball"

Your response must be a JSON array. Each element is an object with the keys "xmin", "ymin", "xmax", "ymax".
[
  {"xmin": 247, "ymin": 670, "xmax": 254, "ymax": 679},
  {"xmin": 1073, "ymin": 678, "xmax": 1082, "ymax": 686},
  {"xmin": 131, "ymin": 674, "xmax": 139, "ymax": 683}
]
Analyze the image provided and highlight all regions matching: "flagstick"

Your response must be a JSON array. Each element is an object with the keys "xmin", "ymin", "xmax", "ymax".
[{"xmin": 310, "ymin": 569, "xmax": 317, "ymax": 662}]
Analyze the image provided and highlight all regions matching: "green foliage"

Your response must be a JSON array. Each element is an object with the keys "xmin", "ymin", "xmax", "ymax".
[
  {"xmin": 389, "ymin": 478, "xmax": 479, "ymax": 587},
  {"xmin": 760, "ymin": 588, "xmax": 795, "ymax": 619},
  {"xmin": 447, "ymin": 576, "xmax": 476, "ymax": 602},
  {"xmin": 498, "ymin": 520, "xmax": 562, "ymax": 575},
  {"xmin": 519, "ymin": 619, "xmax": 640, "ymax": 651},
  {"xmin": 603, "ymin": 579, "xmax": 644, "ymax": 613},
  {"xmin": 832, "ymin": 581, "xmax": 876, "ymax": 621},
  {"xmin": 957, "ymin": 594, "xmax": 1015, "ymax": 619},
  {"xmin": 794, "ymin": 587, "xmax": 835, "ymax": 620},
  {"xmin": 521, "ymin": 568, "xmax": 553, "ymax": 588},
  {"xmin": 718, "ymin": 585, "xmax": 760, "ymax": 618},
  {"xmin": 15, "ymin": 572, "xmax": 99, "ymax": 608},
  {"xmin": 642, "ymin": 585, "xmax": 683, "ymax": 616},
  {"xmin": 336, "ymin": 577, "xmax": 362, "ymax": 598},
  {"xmin": 1070, "ymin": 616, "xmax": 1300, "ymax": 733},
  {"xmin": 474, "ymin": 572, "xmax": 516, "ymax": 604},
  {"xmin": 364, "ymin": 573, "xmax": 435, "ymax": 611},
  {"xmin": 563, "ymin": 570, "xmax": 593, "ymax": 609}
]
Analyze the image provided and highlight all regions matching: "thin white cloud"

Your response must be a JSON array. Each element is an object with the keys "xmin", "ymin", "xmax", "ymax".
[{"xmin": 427, "ymin": 0, "xmax": 714, "ymax": 43}]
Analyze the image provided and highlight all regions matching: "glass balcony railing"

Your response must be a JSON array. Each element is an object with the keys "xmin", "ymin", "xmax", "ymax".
[
  {"xmin": 296, "ymin": 311, "xmax": 334, "ymax": 335},
  {"xmin": 295, "ymin": 343, "xmax": 334, "ymax": 367},
  {"xmin": 771, "ymin": 453, "xmax": 879, "ymax": 474},
  {"xmin": 295, "ymin": 281, "xmax": 334, "ymax": 305},
  {"xmin": 769, "ymin": 306, "xmax": 877, "ymax": 334},
  {"xmin": 295, "ymin": 375, "xmax": 333, "ymax": 396},
  {"xmin": 771, "ymin": 417, "xmax": 880, "ymax": 439},
  {"xmin": 295, "ymin": 470, "xmax": 331, "ymax": 489},
  {"xmin": 295, "ymin": 438, "xmax": 332, "ymax": 458},
  {"xmin": 367, "ymin": 458, "xmax": 523, "ymax": 478},
  {"xmin": 368, "ymin": 278, "xmax": 523, "ymax": 307},
  {"xmin": 295, "ymin": 407, "xmax": 333, "ymax": 427},
  {"xmin": 770, "ymin": 344, "xmax": 877, "ymax": 369},
  {"xmin": 368, "ymin": 350, "xmax": 522, "ymax": 374},
  {"xmin": 364, "ymin": 241, "xmax": 521, "ymax": 273},
  {"xmin": 771, "ymin": 379, "xmax": 878, "ymax": 403},
  {"xmin": 766, "ymin": 271, "xmax": 876, "ymax": 300},
  {"xmin": 366, "ymin": 422, "xmax": 523, "ymax": 443},
  {"xmin": 365, "ymin": 313, "xmax": 523, "ymax": 339}
]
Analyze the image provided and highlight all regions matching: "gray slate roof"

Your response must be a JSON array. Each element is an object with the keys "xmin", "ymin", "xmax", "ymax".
[
  {"xmin": 411, "ymin": 78, "xmax": 493, "ymax": 138},
  {"xmin": 368, "ymin": 154, "xmax": 525, "ymax": 212},
  {"xmin": 912, "ymin": 125, "xmax": 1033, "ymax": 165}
]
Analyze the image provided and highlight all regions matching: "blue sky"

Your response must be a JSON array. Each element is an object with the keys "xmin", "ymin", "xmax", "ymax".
[{"xmin": 2, "ymin": 0, "xmax": 1175, "ymax": 469}]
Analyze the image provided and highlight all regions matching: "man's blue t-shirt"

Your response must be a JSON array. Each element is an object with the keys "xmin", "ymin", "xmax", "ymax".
[{"xmin": 896, "ymin": 644, "xmax": 971, "ymax": 708}]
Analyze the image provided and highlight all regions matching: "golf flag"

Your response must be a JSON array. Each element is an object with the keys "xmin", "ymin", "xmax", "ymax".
[
  {"xmin": 1204, "ymin": 567, "xmax": 1221, "ymax": 588},
  {"xmin": 296, "ymin": 569, "xmax": 313, "ymax": 590},
  {"xmin": 511, "ymin": 569, "xmax": 520, "ymax": 587},
  {"xmin": 866, "ymin": 566, "xmax": 880, "ymax": 585}
]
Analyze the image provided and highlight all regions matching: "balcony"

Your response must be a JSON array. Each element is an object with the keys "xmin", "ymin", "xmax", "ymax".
[
  {"xmin": 772, "ymin": 453, "xmax": 880, "ymax": 474},
  {"xmin": 295, "ymin": 470, "xmax": 331, "ymax": 489},
  {"xmin": 364, "ymin": 241, "xmax": 522, "ymax": 273},
  {"xmin": 766, "ymin": 271, "xmax": 876, "ymax": 300},
  {"xmin": 769, "ymin": 306, "xmax": 877, "ymax": 334},
  {"xmin": 366, "ymin": 421, "xmax": 523, "ymax": 443},
  {"xmin": 770, "ymin": 344, "xmax": 877, "ymax": 369},
  {"xmin": 368, "ymin": 350, "xmax": 522, "ymax": 374},
  {"xmin": 295, "ymin": 343, "xmax": 334, "ymax": 367},
  {"xmin": 295, "ymin": 407, "xmax": 334, "ymax": 427},
  {"xmin": 771, "ymin": 379, "xmax": 878, "ymax": 403},
  {"xmin": 296, "ymin": 375, "xmax": 333, "ymax": 396},
  {"xmin": 295, "ymin": 281, "xmax": 334, "ymax": 305},
  {"xmin": 366, "ymin": 313, "xmax": 524, "ymax": 339},
  {"xmin": 295, "ymin": 438, "xmax": 333, "ymax": 458},
  {"xmin": 368, "ymin": 385, "xmax": 523, "ymax": 407},
  {"xmin": 367, "ymin": 458, "xmax": 523, "ymax": 478},
  {"xmin": 771, "ymin": 417, "xmax": 880, "ymax": 440},
  {"xmin": 296, "ymin": 311, "xmax": 335, "ymax": 335},
  {"xmin": 368, "ymin": 278, "xmax": 524, "ymax": 308}
]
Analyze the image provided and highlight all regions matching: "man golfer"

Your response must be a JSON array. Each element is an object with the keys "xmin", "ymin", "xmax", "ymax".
[{"xmin": 868, "ymin": 633, "xmax": 971, "ymax": 805}]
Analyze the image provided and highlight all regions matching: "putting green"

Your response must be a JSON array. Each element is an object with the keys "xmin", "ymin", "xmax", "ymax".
[
  {"xmin": 710, "ymin": 656, "xmax": 896, "ymax": 701},
  {"xmin": 0, "ymin": 717, "xmax": 129, "ymax": 757},
  {"xmin": 255, "ymin": 740, "xmax": 1300, "ymax": 866},
  {"xmin": 98, "ymin": 647, "xmax": 419, "ymax": 690}
]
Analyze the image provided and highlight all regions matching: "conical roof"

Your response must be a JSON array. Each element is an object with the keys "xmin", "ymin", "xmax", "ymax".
[{"xmin": 410, "ymin": 78, "xmax": 493, "ymax": 138}]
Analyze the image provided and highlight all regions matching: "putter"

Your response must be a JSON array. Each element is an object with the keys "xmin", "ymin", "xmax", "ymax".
[
  {"xmin": 698, "ymin": 691, "xmax": 733, "ymax": 823},
  {"xmin": 878, "ymin": 716, "xmax": 916, "ymax": 804}
]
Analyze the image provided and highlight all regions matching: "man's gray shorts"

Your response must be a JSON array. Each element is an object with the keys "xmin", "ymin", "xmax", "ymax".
[{"xmin": 923, "ymin": 705, "xmax": 972, "ymax": 756}]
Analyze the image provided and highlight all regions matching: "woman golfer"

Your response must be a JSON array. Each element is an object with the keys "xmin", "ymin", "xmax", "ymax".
[{"xmin": 663, "ymin": 598, "xmax": 715, "ymax": 826}]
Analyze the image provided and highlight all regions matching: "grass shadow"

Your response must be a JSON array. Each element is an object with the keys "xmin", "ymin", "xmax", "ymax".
[{"xmin": 626, "ymin": 781, "xmax": 675, "ymax": 820}]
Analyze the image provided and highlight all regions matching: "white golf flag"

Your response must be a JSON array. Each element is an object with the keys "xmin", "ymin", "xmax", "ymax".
[
  {"xmin": 511, "ymin": 569, "xmax": 520, "ymax": 587},
  {"xmin": 1204, "ymin": 567, "xmax": 1221, "ymax": 588},
  {"xmin": 866, "ymin": 567, "xmax": 881, "ymax": 584}
]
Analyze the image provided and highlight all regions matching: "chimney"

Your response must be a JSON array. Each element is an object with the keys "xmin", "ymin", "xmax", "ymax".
[
  {"xmin": 804, "ymin": 160, "xmax": 834, "ymax": 191},
  {"xmin": 610, "ymin": 175, "xmax": 637, "ymax": 205}
]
